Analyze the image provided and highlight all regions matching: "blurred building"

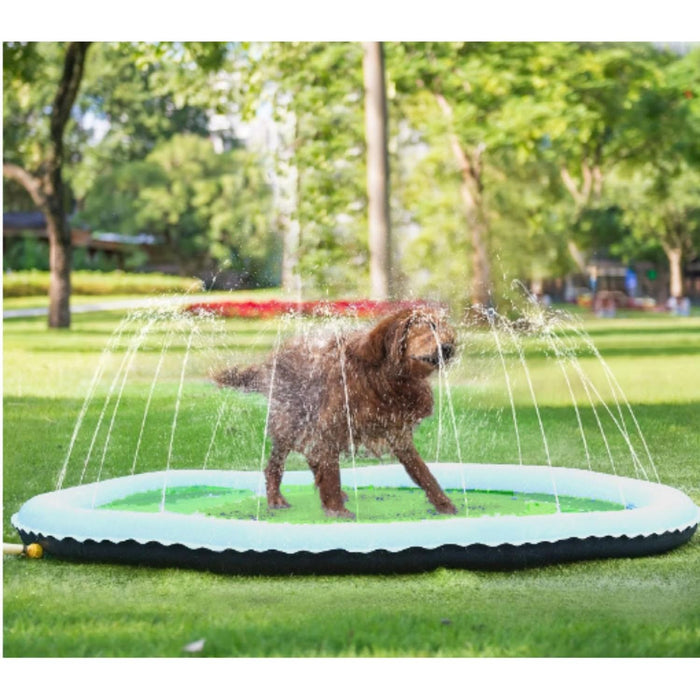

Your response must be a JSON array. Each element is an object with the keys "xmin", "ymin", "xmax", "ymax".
[{"xmin": 2, "ymin": 211, "xmax": 168, "ymax": 271}]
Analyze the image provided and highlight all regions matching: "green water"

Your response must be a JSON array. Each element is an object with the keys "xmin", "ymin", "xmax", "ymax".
[{"xmin": 101, "ymin": 484, "xmax": 624, "ymax": 523}]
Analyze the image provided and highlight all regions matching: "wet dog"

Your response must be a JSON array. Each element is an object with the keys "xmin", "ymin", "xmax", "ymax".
[{"xmin": 213, "ymin": 307, "xmax": 458, "ymax": 518}]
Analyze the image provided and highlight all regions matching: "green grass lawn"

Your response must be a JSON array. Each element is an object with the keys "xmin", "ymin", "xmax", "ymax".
[
  {"xmin": 3, "ymin": 300, "xmax": 700, "ymax": 657},
  {"xmin": 101, "ymin": 484, "xmax": 623, "ymax": 522}
]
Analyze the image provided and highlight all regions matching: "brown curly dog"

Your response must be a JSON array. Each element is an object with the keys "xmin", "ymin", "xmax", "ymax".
[{"xmin": 213, "ymin": 307, "xmax": 458, "ymax": 519}]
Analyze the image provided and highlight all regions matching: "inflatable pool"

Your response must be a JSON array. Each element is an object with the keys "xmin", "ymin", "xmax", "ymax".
[{"xmin": 12, "ymin": 463, "xmax": 699, "ymax": 574}]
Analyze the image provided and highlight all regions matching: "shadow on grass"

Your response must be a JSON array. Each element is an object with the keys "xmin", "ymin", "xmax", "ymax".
[
  {"xmin": 583, "ymin": 323, "xmax": 700, "ymax": 337},
  {"xmin": 4, "ymin": 552, "xmax": 699, "ymax": 657},
  {"xmin": 565, "ymin": 345, "xmax": 700, "ymax": 358}
]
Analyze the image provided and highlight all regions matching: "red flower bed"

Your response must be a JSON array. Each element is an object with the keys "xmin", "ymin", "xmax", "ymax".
[{"xmin": 184, "ymin": 298, "xmax": 432, "ymax": 320}]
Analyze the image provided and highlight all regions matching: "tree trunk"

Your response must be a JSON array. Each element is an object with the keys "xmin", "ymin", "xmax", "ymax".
[
  {"xmin": 46, "ymin": 199, "xmax": 72, "ymax": 328},
  {"xmin": 363, "ymin": 42, "xmax": 392, "ymax": 300},
  {"xmin": 45, "ymin": 42, "xmax": 91, "ymax": 327},
  {"xmin": 2, "ymin": 162, "xmax": 71, "ymax": 325},
  {"xmin": 2, "ymin": 42, "xmax": 91, "ymax": 328},
  {"xmin": 464, "ymin": 181, "xmax": 492, "ymax": 307},
  {"xmin": 560, "ymin": 160, "xmax": 604, "ymax": 274},
  {"xmin": 665, "ymin": 246, "xmax": 684, "ymax": 299},
  {"xmin": 567, "ymin": 239, "xmax": 588, "ymax": 274}
]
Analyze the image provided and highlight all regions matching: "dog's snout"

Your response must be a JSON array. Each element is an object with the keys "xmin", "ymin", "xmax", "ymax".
[{"xmin": 440, "ymin": 343, "xmax": 454, "ymax": 361}]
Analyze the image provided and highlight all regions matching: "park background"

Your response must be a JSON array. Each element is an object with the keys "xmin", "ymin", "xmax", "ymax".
[
  {"xmin": 2, "ymin": 6, "xmax": 699, "ymax": 692},
  {"xmin": 3, "ymin": 40, "xmax": 700, "ymax": 317}
]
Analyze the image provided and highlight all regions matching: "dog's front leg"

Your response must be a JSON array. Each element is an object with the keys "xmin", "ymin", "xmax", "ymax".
[{"xmin": 391, "ymin": 439, "xmax": 457, "ymax": 514}]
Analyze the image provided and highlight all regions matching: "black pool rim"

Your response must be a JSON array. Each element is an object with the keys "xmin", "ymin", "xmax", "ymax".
[{"xmin": 16, "ymin": 524, "xmax": 698, "ymax": 575}]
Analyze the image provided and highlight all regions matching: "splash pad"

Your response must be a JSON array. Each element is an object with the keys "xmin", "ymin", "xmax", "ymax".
[
  {"xmin": 12, "ymin": 462, "xmax": 699, "ymax": 573},
  {"xmin": 11, "ymin": 296, "xmax": 699, "ymax": 573}
]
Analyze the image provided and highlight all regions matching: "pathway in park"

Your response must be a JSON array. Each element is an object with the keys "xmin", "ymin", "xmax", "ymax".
[{"xmin": 3, "ymin": 293, "xmax": 219, "ymax": 319}]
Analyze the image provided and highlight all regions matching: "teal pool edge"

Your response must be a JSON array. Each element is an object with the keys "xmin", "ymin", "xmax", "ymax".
[{"xmin": 12, "ymin": 464, "xmax": 700, "ymax": 559}]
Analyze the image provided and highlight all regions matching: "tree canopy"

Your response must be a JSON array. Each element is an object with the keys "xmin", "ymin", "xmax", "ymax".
[{"xmin": 4, "ymin": 41, "xmax": 700, "ymax": 312}]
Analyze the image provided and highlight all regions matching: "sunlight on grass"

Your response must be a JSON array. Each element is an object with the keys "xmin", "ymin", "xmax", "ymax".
[{"xmin": 3, "ymin": 305, "xmax": 699, "ymax": 657}]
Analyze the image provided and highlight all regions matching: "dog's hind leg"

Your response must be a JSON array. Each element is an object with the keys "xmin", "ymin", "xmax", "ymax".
[
  {"xmin": 307, "ymin": 461, "xmax": 349, "ymax": 504},
  {"xmin": 265, "ymin": 441, "xmax": 291, "ymax": 509},
  {"xmin": 307, "ymin": 450, "xmax": 355, "ymax": 519}
]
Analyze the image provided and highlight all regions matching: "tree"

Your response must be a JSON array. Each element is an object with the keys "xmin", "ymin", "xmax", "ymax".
[
  {"xmin": 363, "ymin": 42, "xmax": 393, "ymax": 300},
  {"xmin": 250, "ymin": 42, "xmax": 367, "ymax": 296},
  {"xmin": 3, "ymin": 41, "xmax": 234, "ymax": 325},
  {"xmin": 626, "ymin": 47, "xmax": 700, "ymax": 298},
  {"xmin": 388, "ymin": 41, "xmax": 700, "ymax": 308},
  {"xmin": 4, "ymin": 42, "xmax": 91, "ymax": 328},
  {"xmin": 389, "ymin": 42, "xmax": 559, "ymax": 308},
  {"xmin": 579, "ymin": 46, "xmax": 700, "ymax": 299},
  {"xmin": 67, "ymin": 42, "xmax": 218, "ymax": 204},
  {"xmin": 614, "ymin": 165, "xmax": 700, "ymax": 299},
  {"xmin": 433, "ymin": 91, "xmax": 491, "ymax": 307},
  {"xmin": 537, "ymin": 43, "xmax": 676, "ymax": 273},
  {"xmin": 78, "ymin": 134, "xmax": 276, "ymax": 283}
]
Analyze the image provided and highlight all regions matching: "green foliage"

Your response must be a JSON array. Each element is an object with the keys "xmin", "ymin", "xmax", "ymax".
[
  {"xmin": 386, "ymin": 42, "xmax": 700, "ymax": 299},
  {"xmin": 394, "ymin": 127, "xmax": 469, "ymax": 302},
  {"xmin": 615, "ymin": 165, "xmax": 700, "ymax": 257},
  {"xmin": 77, "ymin": 134, "xmax": 277, "ymax": 282},
  {"xmin": 553, "ymin": 45, "xmax": 700, "ymax": 277},
  {"xmin": 252, "ymin": 42, "xmax": 368, "ymax": 294},
  {"xmin": 4, "ymin": 236, "xmax": 154, "ymax": 275},
  {"xmin": 388, "ymin": 43, "xmax": 579, "ymax": 299},
  {"xmin": 3, "ymin": 42, "xmax": 67, "ymax": 172},
  {"xmin": 573, "ymin": 206, "xmax": 631, "ymax": 252},
  {"xmin": 69, "ymin": 42, "xmax": 232, "ymax": 199},
  {"xmin": 2, "ymin": 41, "xmax": 231, "ymax": 183},
  {"xmin": 543, "ymin": 44, "xmax": 668, "ymax": 163},
  {"xmin": 5, "ymin": 41, "xmax": 700, "ymax": 301},
  {"xmin": 601, "ymin": 50, "xmax": 700, "ymax": 269},
  {"xmin": 3, "ymin": 236, "xmax": 50, "ymax": 271}
]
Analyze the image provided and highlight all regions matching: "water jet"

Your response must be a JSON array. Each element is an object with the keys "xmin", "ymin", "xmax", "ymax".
[{"xmin": 10, "ymin": 296, "xmax": 699, "ymax": 574}]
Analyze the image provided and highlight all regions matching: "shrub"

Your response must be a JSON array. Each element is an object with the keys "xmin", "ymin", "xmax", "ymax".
[
  {"xmin": 3, "ymin": 237, "xmax": 50, "ymax": 271},
  {"xmin": 3, "ymin": 270, "xmax": 203, "ymax": 297}
]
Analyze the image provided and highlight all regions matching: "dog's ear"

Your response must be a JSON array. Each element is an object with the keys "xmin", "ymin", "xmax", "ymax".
[{"xmin": 347, "ymin": 310, "xmax": 411, "ymax": 366}]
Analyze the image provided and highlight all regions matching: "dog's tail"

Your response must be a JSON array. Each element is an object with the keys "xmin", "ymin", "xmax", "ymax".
[{"xmin": 211, "ymin": 364, "xmax": 270, "ymax": 394}]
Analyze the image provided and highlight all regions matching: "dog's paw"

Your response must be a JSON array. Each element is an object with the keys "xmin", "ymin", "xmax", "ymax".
[
  {"xmin": 433, "ymin": 498, "xmax": 458, "ymax": 515},
  {"xmin": 268, "ymin": 495, "xmax": 291, "ymax": 509},
  {"xmin": 323, "ymin": 507, "xmax": 356, "ymax": 520}
]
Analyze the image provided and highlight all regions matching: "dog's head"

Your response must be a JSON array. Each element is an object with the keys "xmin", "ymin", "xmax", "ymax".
[{"xmin": 348, "ymin": 307, "xmax": 456, "ymax": 377}]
